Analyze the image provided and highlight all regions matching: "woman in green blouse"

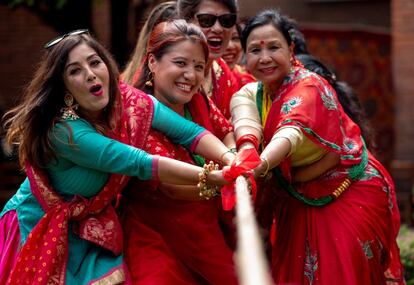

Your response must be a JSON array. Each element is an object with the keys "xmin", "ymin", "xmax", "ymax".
[{"xmin": 0, "ymin": 30, "xmax": 233, "ymax": 285}]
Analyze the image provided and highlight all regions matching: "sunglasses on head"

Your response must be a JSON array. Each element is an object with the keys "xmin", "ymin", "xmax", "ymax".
[
  {"xmin": 44, "ymin": 29, "xmax": 89, "ymax": 49},
  {"xmin": 195, "ymin": 13, "xmax": 237, "ymax": 29}
]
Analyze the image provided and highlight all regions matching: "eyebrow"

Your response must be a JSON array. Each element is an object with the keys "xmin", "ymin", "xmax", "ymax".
[
  {"xmin": 65, "ymin": 53, "xmax": 99, "ymax": 71},
  {"xmin": 171, "ymin": 56, "xmax": 205, "ymax": 65},
  {"xmin": 249, "ymin": 39, "xmax": 281, "ymax": 46}
]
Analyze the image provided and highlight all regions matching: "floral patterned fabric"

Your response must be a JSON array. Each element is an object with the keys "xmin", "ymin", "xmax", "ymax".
[
  {"xmin": 232, "ymin": 64, "xmax": 256, "ymax": 90},
  {"xmin": 4, "ymin": 82, "xmax": 154, "ymax": 285},
  {"xmin": 257, "ymin": 65, "xmax": 404, "ymax": 284},
  {"xmin": 123, "ymin": 92, "xmax": 238, "ymax": 285},
  {"xmin": 209, "ymin": 58, "xmax": 239, "ymax": 119}
]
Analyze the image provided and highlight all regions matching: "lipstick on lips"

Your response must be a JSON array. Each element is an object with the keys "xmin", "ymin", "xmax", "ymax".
[
  {"xmin": 89, "ymin": 84, "xmax": 103, "ymax": 96},
  {"xmin": 207, "ymin": 37, "xmax": 223, "ymax": 52},
  {"xmin": 259, "ymin": 66, "xmax": 276, "ymax": 75}
]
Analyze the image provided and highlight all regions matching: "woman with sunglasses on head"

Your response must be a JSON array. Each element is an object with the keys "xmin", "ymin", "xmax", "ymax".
[
  {"xmin": 231, "ymin": 9, "xmax": 404, "ymax": 284},
  {"xmin": 177, "ymin": 0, "xmax": 239, "ymax": 119},
  {"xmin": 0, "ymin": 30, "xmax": 237, "ymax": 285},
  {"xmin": 122, "ymin": 20, "xmax": 238, "ymax": 285}
]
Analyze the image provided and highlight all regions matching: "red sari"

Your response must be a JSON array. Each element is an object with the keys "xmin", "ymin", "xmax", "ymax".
[
  {"xmin": 210, "ymin": 58, "xmax": 239, "ymax": 119},
  {"xmin": 122, "ymin": 92, "xmax": 238, "ymax": 284},
  {"xmin": 232, "ymin": 64, "xmax": 256, "ymax": 90},
  {"xmin": 258, "ymin": 66, "xmax": 404, "ymax": 284}
]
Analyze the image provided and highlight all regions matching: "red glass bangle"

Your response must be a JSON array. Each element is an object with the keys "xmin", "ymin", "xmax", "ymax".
[{"xmin": 236, "ymin": 134, "xmax": 260, "ymax": 150}]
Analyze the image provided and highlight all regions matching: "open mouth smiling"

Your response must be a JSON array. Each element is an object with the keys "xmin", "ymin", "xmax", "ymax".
[{"xmin": 176, "ymin": 82, "xmax": 193, "ymax": 93}]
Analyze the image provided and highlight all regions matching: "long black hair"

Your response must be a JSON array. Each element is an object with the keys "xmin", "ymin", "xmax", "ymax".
[
  {"xmin": 177, "ymin": 0, "xmax": 238, "ymax": 21},
  {"xmin": 3, "ymin": 33, "xmax": 120, "ymax": 168},
  {"xmin": 241, "ymin": 9, "xmax": 293, "ymax": 52}
]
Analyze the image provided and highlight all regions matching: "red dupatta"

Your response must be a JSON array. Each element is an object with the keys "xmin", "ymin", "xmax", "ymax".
[
  {"xmin": 210, "ymin": 58, "xmax": 239, "ymax": 119},
  {"xmin": 7, "ymin": 82, "xmax": 154, "ymax": 285},
  {"xmin": 262, "ymin": 65, "xmax": 364, "ymax": 179},
  {"xmin": 232, "ymin": 64, "xmax": 256, "ymax": 90},
  {"xmin": 187, "ymin": 92, "xmax": 215, "ymax": 133}
]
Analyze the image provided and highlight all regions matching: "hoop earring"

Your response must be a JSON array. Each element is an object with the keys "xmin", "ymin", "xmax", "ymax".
[
  {"xmin": 61, "ymin": 93, "xmax": 79, "ymax": 120},
  {"xmin": 145, "ymin": 71, "xmax": 154, "ymax": 87}
]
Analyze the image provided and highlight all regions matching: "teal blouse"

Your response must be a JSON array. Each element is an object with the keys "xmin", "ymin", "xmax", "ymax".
[{"xmin": 0, "ymin": 96, "xmax": 206, "ymax": 284}]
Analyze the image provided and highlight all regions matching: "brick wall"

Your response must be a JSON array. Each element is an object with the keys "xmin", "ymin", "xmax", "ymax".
[
  {"xmin": 392, "ymin": 0, "xmax": 414, "ymax": 160},
  {"xmin": 0, "ymin": 5, "xmax": 57, "ymax": 113},
  {"xmin": 0, "ymin": 5, "xmax": 58, "ymax": 204}
]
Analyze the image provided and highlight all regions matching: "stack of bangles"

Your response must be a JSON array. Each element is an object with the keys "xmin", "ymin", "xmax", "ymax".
[
  {"xmin": 198, "ymin": 161, "xmax": 220, "ymax": 200},
  {"xmin": 236, "ymin": 134, "xmax": 260, "ymax": 150}
]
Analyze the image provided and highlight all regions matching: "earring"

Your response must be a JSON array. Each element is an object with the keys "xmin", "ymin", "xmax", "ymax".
[
  {"xmin": 61, "ymin": 93, "xmax": 79, "ymax": 120},
  {"xmin": 145, "ymin": 71, "xmax": 154, "ymax": 87}
]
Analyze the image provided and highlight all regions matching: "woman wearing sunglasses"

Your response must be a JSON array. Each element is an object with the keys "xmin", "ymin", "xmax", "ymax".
[
  {"xmin": 178, "ymin": 0, "xmax": 239, "ymax": 119},
  {"xmin": 0, "ymin": 30, "xmax": 237, "ymax": 285}
]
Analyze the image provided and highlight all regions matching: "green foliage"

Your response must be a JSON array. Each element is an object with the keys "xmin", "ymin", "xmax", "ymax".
[
  {"xmin": 6, "ymin": 0, "xmax": 67, "ymax": 9},
  {"xmin": 397, "ymin": 224, "xmax": 414, "ymax": 284}
]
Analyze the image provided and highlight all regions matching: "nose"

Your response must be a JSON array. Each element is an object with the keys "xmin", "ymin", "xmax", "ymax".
[
  {"xmin": 259, "ymin": 51, "xmax": 272, "ymax": 64},
  {"xmin": 86, "ymin": 67, "xmax": 96, "ymax": 82},
  {"xmin": 227, "ymin": 40, "xmax": 235, "ymax": 51},
  {"xmin": 183, "ymin": 67, "xmax": 196, "ymax": 82},
  {"xmin": 210, "ymin": 18, "xmax": 223, "ymax": 33}
]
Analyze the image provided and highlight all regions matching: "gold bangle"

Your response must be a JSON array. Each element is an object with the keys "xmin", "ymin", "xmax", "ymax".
[
  {"xmin": 198, "ymin": 161, "xmax": 220, "ymax": 200},
  {"xmin": 259, "ymin": 157, "xmax": 270, "ymax": 177}
]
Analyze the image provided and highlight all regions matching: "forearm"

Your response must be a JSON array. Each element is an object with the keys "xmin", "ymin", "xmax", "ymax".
[
  {"xmin": 156, "ymin": 156, "xmax": 226, "ymax": 185},
  {"xmin": 230, "ymin": 85, "xmax": 263, "ymax": 150},
  {"xmin": 255, "ymin": 138, "xmax": 292, "ymax": 177},
  {"xmin": 157, "ymin": 156, "xmax": 202, "ymax": 185},
  {"xmin": 222, "ymin": 132, "xmax": 236, "ymax": 150},
  {"xmin": 193, "ymin": 133, "xmax": 235, "ymax": 165}
]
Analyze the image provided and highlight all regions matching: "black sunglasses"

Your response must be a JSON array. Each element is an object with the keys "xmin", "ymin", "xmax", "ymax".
[
  {"xmin": 195, "ymin": 13, "xmax": 237, "ymax": 29},
  {"xmin": 44, "ymin": 29, "xmax": 89, "ymax": 49}
]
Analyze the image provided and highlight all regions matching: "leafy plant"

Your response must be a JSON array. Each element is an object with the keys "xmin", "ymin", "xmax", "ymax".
[{"xmin": 397, "ymin": 224, "xmax": 414, "ymax": 284}]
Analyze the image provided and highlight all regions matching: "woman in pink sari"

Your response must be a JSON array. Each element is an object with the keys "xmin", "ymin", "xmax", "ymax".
[{"xmin": 231, "ymin": 10, "xmax": 404, "ymax": 285}]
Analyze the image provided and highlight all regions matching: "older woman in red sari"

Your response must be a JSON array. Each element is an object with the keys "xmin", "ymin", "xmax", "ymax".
[
  {"xmin": 231, "ymin": 10, "xmax": 404, "ymax": 285},
  {"xmin": 122, "ymin": 20, "xmax": 238, "ymax": 285}
]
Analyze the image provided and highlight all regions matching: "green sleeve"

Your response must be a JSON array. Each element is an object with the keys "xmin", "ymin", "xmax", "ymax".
[
  {"xmin": 150, "ymin": 96, "xmax": 208, "ymax": 149},
  {"xmin": 51, "ymin": 119, "xmax": 154, "ymax": 180}
]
